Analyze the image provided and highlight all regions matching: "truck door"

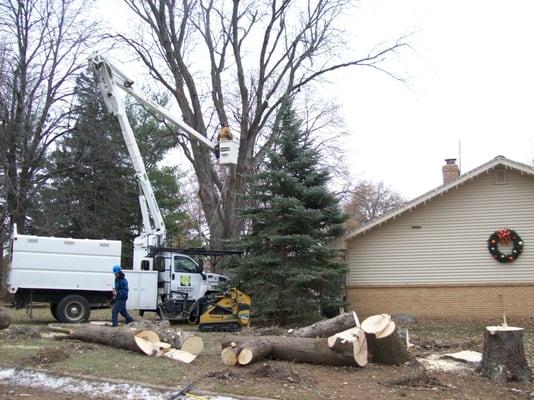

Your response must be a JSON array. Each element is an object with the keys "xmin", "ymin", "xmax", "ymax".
[{"xmin": 170, "ymin": 256, "xmax": 203, "ymax": 300}]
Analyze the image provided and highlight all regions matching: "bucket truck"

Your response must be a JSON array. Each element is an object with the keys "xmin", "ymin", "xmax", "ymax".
[{"xmin": 6, "ymin": 54, "xmax": 250, "ymax": 331}]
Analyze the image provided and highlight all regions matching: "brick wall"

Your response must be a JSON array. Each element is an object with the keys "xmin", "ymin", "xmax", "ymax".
[{"xmin": 347, "ymin": 284, "xmax": 534, "ymax": 320}]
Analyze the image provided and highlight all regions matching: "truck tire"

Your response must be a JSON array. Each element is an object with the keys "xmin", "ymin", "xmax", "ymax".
[
  {"xmin": 50, "ymin": 303, "xmax": 59, "ymax": 321},
  {"xmin": 56, "ymin": 295, "xmax": 90, "ymax": 323}
]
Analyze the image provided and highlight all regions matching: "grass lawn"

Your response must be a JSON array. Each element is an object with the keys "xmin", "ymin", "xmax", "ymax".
[{"xmin": 1, "ymin": 306, "xmax": 533, "ymax": 400}]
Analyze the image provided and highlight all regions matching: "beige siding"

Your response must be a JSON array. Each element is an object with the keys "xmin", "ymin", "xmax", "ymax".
[{"xmin": 347, "ymin": 168, "xmax": 534, "ymax": 285}]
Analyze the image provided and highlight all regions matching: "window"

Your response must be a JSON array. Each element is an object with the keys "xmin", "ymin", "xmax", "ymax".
[
  {"xmin": 154, "ymin": 256, "xmax": 166, "ymax": 272},
  {"xmin": 494, "ymin": 168, "xmax": 507, "ymax": 185},
  {"xmin": 174, "ymin": 256, "xmax": 199, "ymax": 273}
]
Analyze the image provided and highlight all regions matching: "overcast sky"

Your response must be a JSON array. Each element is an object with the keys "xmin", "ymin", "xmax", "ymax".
[
  {"xmin": 97, "ymin": 0, "xmax": 534, "ymax": 201},
  {"xmin": 334, "ymin": 0, "xmax": 534, "ymax": 199}
]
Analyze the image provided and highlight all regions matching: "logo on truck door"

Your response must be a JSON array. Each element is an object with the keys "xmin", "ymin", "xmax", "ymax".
[{"xmin": 180, "ymin": 275, "xmax": 192, "ymax": 286}]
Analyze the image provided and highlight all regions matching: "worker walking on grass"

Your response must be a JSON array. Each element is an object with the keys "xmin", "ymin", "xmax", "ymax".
[{"xmin": 111, "ymin": 265, "xmax": 134, "ymax": 327}]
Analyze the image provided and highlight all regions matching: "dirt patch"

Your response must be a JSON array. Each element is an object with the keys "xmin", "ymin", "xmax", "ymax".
[
  {"xmin": 5, "ymin": 326, "xmax": 42, "ymax": 339},
  {"xmin": 23, "ymin": 342, "xmax": 99, "ymax": 367},
  {"xmin": 26, "ymin": 347, "xmax": 70, "ymax": 366},
  {"xmin": 204, "ymin": 368, "xmax": 245, "ymax": 382},
  {"xmin": 247, "ymin": 363, "xmax": 306, "ymax": 384},
  {"xmin": 384, "ymin": 367, "xmax": 451, "ymax": 390}
]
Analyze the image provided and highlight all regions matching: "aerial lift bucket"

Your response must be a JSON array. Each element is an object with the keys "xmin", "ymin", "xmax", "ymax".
[{"xmin": 218, "ymin": 139, "xmax": 238, "ymax": 166}]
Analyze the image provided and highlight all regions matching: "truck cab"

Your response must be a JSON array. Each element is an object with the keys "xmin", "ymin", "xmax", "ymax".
[{"xmin": 139, "ymin": 247, "xmax": 230, "ymax": 320}]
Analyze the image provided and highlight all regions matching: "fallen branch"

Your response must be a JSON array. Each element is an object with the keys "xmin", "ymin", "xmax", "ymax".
[{"xmin": 287, "ymin": 311, "xmax": 358, "ymax": 338}]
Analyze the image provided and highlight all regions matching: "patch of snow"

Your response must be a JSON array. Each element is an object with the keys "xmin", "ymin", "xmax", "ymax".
[
  {"xmin": 417, "ymin": 354, "xmax": 472, "ymax": 372},
  {"xmin": 441, "ymin": 350, "xmax": 482, "ymax": 364},
  {"xmin": 0, "ymin": 368, "xmax": 237, "ymax": 400}
]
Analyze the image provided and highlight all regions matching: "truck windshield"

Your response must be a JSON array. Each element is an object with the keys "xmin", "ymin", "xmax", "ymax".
[{"xmin": 174, "ymin": 256, "xmax": 199, "ymax": 273}]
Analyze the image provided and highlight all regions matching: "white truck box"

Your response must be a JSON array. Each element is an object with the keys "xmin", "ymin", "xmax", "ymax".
[{"xmin": 8, "ymin": 231, "xmax": 122, "ymax": 294}]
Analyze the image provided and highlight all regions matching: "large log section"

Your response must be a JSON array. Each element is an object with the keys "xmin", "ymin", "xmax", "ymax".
[
  {"xmin": 221, "ymin": 336, "xmax": 356, "ymax": 367},
  {"xmin": 49, "ymin": 324, "xmax": 144, "ymax": 353},
  {"xmin": 48, "ymin": 323, "xmax": 204, "ymax": 355}
]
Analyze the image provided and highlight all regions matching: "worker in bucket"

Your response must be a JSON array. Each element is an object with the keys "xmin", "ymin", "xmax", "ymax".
[
  {"xmin": 214, "ymin": 122, "xmax": 233, "ymax": 160},
  {"xmin": 111, "ymin": 265, "xmax": 134, "ymax": 327}
]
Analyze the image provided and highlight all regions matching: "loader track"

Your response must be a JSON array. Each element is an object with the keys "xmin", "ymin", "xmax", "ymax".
[{"xmin": 198, "ymin": 322, "xmax": 241, "ymax": 332}]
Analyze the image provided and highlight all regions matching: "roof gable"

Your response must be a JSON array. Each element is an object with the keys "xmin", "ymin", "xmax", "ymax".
[{"xmin": 345, "ymin": 156, "xmax": 534, "ymax": 240}]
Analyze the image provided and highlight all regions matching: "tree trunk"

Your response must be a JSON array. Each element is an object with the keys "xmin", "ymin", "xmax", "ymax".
[
  {"xmin": 478, "ymin": 326, "xmax": 532, "ymax": 383},
  {"xmin": 48, "ymin": 323, "xmax": 203, "ymax": 355},
  {"xmin": 49, "ymin": 324, "xmax": 143, "ymax": 353},
  {"xmin": 221, "ymin": 335, "xmax": 356, "ymax": 367},
  {"xmin": 287, "ymin": 312, "xmax": 358, "ymax": 338},
  {"xmin": 0, "ymin": 306, "xmax": 11, "ymax": 330},
  {"xmin": 129, "ymin": 320, "xmax": 204, "ymax": 355},
  {"xmin": 365, "ymin": 329, "xmax": 410, "ymax": 366}
]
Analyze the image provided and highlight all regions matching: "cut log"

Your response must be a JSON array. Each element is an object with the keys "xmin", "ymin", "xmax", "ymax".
[
  {"xmin": 327, "ymin": 326, "xmax": 368, "ymax": 367},
  {"xmin": 48, "ymin": 324, "xmax": 145, "ymax": 353},
  {"xmin": 237, "ymin": 338, "xmax": 274, "ymax": 366},
  {"xmin": 354, "ymin": 331, "xmax": 368, "ymax": 367},
  {"xmin": 47, "ymin": 323, "xmax": 202, "ymax": 358},
  {"xmin": 0, "ymin": 306, "xmax": 10, "ymax": 330},
  {"xmin": 129, "ymin": 319, "xmax": 204, "ymax": 355},
  {"xmin": 221, "ymin": 347, "xmax": 239, "ymax": 366},
  {"xmin": 365, "ymin": 328, "xmax": 410, "ymax": 366},
  {"xmin": 222, "ymin": 335, "xmax": 356, "ymax": 367},
  {"xmin": 478, "ymin": 326, "xmax": 532, "ymax": 383},
  {"xmin": 287, "ymin": 311, "xmax": 358, "ymax": 338},
  {"xmin": 327, "ymin": 327, "xmax": 362, "ymax": 356},
  {"xmin": 164, "ymin": 349, "xmax": 196, "ymax": 364}
]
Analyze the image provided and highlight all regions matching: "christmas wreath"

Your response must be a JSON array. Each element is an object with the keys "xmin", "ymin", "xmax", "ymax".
[{"xmin": 487, "ymin": 228, "xmax": 524, "ymax": 263}]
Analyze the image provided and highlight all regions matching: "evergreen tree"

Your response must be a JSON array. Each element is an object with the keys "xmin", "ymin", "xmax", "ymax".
[
  {"xmin": 34, "ymin": 70, "xmax": 190, "ymax": 264},
  {"xmin": 227, "ymin": 98, "xmax": 347, "ymax": 326}
]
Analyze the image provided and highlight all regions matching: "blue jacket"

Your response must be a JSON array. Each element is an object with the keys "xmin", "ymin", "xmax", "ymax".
[{"xmin": 114, "ymin": 274, "xmax": 129, "ymax": 301}]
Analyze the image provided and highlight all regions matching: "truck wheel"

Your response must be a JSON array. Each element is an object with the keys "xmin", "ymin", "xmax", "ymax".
[
  {"xmin": 57, "ymin": 295, "xmax": 90, "ymax": 323},
  {"xmin": 50, "ymin": 304, "xmax": 59, "ymax": 321}
]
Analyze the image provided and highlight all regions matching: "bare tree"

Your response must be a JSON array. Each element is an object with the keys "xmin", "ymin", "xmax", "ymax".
[
  {"xmin": 0, "ymin": 0, "xmax": 98, "ymax": 231},
  {"xmin": 344, "ymin": 180, "xmax": 405, "ymax": 231},
  {"xmin": 117, "ymin": 0, "xmax": 407, "ymax": 251}
]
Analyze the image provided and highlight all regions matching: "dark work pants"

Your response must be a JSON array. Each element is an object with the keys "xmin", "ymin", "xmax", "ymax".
[{"xmin": 112, "ymin": 299, "xmax": 133, "ymax": 327}]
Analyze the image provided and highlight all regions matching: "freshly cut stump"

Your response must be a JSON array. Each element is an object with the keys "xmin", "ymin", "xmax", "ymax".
[
  {"xmin": 365, "ymin": 329, "xmax": 410, "ymax": 366},
  {"xmin": 478, "ymin": 326, "xmax": 532, "ymax": 383}
]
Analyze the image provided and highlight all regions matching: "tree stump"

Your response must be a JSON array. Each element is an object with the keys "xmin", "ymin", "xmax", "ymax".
[
  {"xmin": 365, "ymin": 329, "xmax": 410, "ymax": 366},
  {"xmin": 0, "ymin": 306, "xmax": 10, "ymax": 330},
  {"xmin": 478, "ymin": 326, "xmax": 532, "ymax": 383}
]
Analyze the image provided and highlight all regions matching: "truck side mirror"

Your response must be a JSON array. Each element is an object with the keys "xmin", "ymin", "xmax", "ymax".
[
  {"xmin": 153, "ymin": 257, "xmax": 165, "ymax": 272},
  {"xmin": 197, "ymin": 258, "xmax": 204, "ymax": 272}
]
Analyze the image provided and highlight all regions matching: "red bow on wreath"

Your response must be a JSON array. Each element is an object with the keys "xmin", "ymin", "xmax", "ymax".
[{"xmin": 497, "ymin": 228, "xmax": 511, "ymax": 245}]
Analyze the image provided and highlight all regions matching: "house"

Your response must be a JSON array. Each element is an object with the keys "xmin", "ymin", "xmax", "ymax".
[{"xmin": 344, "ymin": 156, "xmax": 534, "ymax": 320}]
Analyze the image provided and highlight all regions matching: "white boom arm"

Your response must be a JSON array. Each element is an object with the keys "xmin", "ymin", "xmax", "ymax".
[
  {"xmin": 90, "ymin": 53, "xmax": 237, "ymax": 270},
  {"xmin": 90, "ymin": 53, "xmax": 169, "ymax": 268}
]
